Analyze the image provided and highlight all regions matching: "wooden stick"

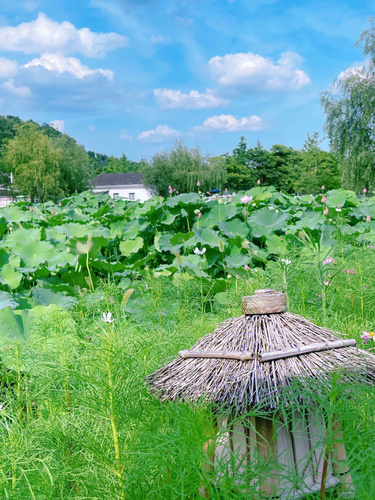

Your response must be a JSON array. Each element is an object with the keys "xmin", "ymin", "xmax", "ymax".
[
  {"xmin": 258, "ymin": 339, "xmax": 357, "ymax": 362},
  {"xmin": 179, "ymin": 350, "xmax": 255, "ymax": 361}
]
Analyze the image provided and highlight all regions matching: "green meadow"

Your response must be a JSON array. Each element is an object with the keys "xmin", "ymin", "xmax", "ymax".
[{"xmin": 1, "ymin": 187, "xmax": 375, "ymax": 498}]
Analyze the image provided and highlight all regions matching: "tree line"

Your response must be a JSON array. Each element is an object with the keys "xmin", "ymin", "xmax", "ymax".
[{"xmin": 1, "ymin": 19, "xmax": 375, "ymax": 202}]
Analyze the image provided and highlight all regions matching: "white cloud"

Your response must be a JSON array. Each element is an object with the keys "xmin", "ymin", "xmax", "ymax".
[
  {"xmin": 1, "ymin": 79, "xmax": 31, "ymax": 97},
  {"xmin": 49, "ymin": 120, "xmax": 65, "ymax": 133},
  {"xmin": 208, "ymin": 51, "xmax": 310, "ymax": 92},
  {"xmin": 150, "ymin": 35, "xmax": 168, "ymax": 44},
  {"xmin": 24, "ymin": 53, "xmax": 114, "ymax": 80},
  {"xmin": 337, "ymin": 64, "xmax": 367, "ymax": 82},
  {"xmin": 0, "ymin": 12, "xmax": 128, "ymax": 57},
  {"xmin": 153, "ymin": 88, "xmax": 230, "ymax": 109},
  {"xmin": 193, "ymin": 114, "xmax": 264, "ymax": 133},
  {"xmin": 0, "ymin": 58, "xmax": 19, "ymax": 79},
  {"xmin": 138, "ymin": 125, "xmax": 181, "ymax": 142}
]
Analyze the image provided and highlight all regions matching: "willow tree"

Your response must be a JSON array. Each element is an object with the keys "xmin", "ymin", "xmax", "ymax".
[{"xmin": 321, "ymin": 18, "xmax": 375, "ymax": 192}]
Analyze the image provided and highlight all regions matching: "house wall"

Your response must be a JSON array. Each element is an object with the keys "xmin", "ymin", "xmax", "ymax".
[
  {"xmin": 0, "ymin": 196, "xmax": 13, "ymax": 207},
  {"xmin": 92, "ymin": 184, "xmax": 153, "ymax": 202}
]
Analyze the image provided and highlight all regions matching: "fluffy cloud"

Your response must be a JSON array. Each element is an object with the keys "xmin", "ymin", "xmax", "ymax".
[
  {"xmin": 0, "ymin": 12, "xmax": 128, "ymax": 57},
  {"xmin": 193, "ymin": 114, "xmax": 264, "ymax": 133},
  {"xmin": 138, "ymin": 124, "xmax": 180, "ymax": 142},
  {"xmin": 208, "ymin": 51, "xmax": 310, "ymax": 92},
  {"xmin": 1, "ymin": 79, "xmax": 31, "ymax": 97},
  {"xmin": 153, "ymin": 88, "xmax": 229, "ymax": 109},
  {"xmin": 24, "ymin": 53, "xmax": 114, "ymax": 80},
  {"xmin": 0, "ymin": 58, "xmax": 19, "ymax": 79},
  {"xmin": 49, "ymin": 120, "xmax": 65, "ymax": 133}
]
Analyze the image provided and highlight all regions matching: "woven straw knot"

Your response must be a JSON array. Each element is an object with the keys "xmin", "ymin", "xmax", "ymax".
[{"xmin": 242, "ymin": 289, "xmax": 287, "ymax": 315}]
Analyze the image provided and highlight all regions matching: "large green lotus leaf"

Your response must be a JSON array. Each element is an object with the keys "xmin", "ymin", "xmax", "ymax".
[
  {"xmin": 160, "ymin": 211, "xmax": 179, "ymax": 225},
  {"xmin": 119, "ymin": 237, "xmax": 144, "ymax": 257},
  {"xmin": 293, "ymin": 212, "xmax": 325, "ymax": 231},
  {"xmin": 266, "ymin": 234, "xmax": 290, "ymax": 255},
  {"xmin": 32, "ymin": 287, "xmax": 77, "ymax": 308},
  {"xmin": 157, "ymin": 233, "xmax": 175, "ymax": 253},
  {"xmin": 5, "ymin": 228, "xmax": 41, "ymax": 247},
  {"xmin": 14, "ymin": 239, "xmax": 55, "ymax": 268},
  {"xmin": 208, "ymin": 203, "xmax": 240, "ymax": 221},
  {"xmin": 121, "ymin": 219, "xmax": 150, "ymax": 240},
  {"xmin": 0, "ymin": 248, "xmax": 20, "ymax": 268},
  {"xmin": 349, "ymin": 205, "xmax": 375, "ymax": 219},
  {"xmin": 0, "ymin": 264, "xmax": 23, "ymax": 290},
  {"xmin": 224, "ymin": 253, "xmax": 250, "ymax": 269},
  {"xmin": 49, "ymin": 223, "xmax": 90, "ymax": 239},
  {"xmin": 0, "ymin": 205, "xmax": 33, "ymax": 222},
  {"xmin": 0, "ymin": 304, "xmax": 60, "ymax": 345},
  {"xmin": 176, "ymin": 255, "xmax": 209, "ymax": 277},
  {"xmin": 218, "ymin": 219, "xmax": 249, "ymax": 238},
  {"xmin": 68, "ymin": 234, "xmax": 109, "ymax": 257},
  {"xmin": 248, "ymin": 208, "xmax": 290, "ymax": 238},
  {"xmin": 0, "ymin": 304, "xmax": 61, "ymax": 371},
  {"xmin": 0, "ymin": 291, "xmax": 18, "ymax": 310},
  {"xmin": 165, "ymin": 193, "xmax": 200, "ymax": 208},
  {"xmin": 170, "ymin": 232, "xmax": 194, "ymax": 246},
  {"xmin": 47, "ymin": 241, "xmax": 76, "ymax": 268},
  {"xmin": 133, "ymin": 197, "xmax": 161, "ymax": 216},
  {"xmin": 193, "ymin": 227, "xmax": 221, "ymax": 248},
  {"xmin": 325, "ymin": 189, "xmax": 359, "ymax": 208}
]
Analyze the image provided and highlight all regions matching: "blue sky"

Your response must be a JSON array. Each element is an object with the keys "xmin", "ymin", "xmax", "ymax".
[{"xmin": 0, "ymin": 0, "xmax": 373, "ymax": 161}]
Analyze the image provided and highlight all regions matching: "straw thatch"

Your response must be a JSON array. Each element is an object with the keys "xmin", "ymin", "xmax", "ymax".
[{"xmin": 146, "ymin": 293, "xmax": 375, "ymax": 413}]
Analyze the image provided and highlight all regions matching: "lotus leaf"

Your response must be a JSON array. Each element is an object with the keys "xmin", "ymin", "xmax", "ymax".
[
  {"xmin": 165, "ymin": 193, "xmax": 200, "ymax": 208},
  {"xmin": 266, "ymin": 234, "xmax": 290, "ymax": 255},
  {"xmin": 325, "ymin": 189, "xmax": 359, "ymax": 208},
  {"xmin": 32, "ymin": 287, "xmax": 77, "ymax": 308},
  {"xmin": 193, "ymin": 227, "xmax": 221, "ymax": 248},
  {"xmin": 224, "ymin": 253, "xmax": 250, "ymax": 269},
  {"xmin": 1, "ymin": 205, "xmax": 33, "ymax": 222},
  {"xmin": 0, "ymin": 291, "xmax": 18, "ymax": 310},
  {"xmin": 0, "ymin": 263, "xmax": 23, "ymax": 290},
  {"xmin": 119, "ymin": 237, "xmax": 144, "ymax": 257},
  {"xmin": 248, "ymin": 207, "xmax": 290, "ymax": 238},
  {"xmin": 14, "ymin": 239, "xmax": 55, "ymax": 268},
  {"xmin": 218, "ymin": 219, "xmax": 249, "ymax": 238}
]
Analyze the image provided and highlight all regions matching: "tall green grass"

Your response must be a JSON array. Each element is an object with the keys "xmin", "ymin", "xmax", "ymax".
[{"xmin": 1, "ymin": 244, "xmax": 375, "ymax": 499}]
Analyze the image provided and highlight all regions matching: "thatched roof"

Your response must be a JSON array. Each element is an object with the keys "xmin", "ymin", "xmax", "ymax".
[{"xmin": 146, "ymin": 290, "xmax": 375, "ymax": 412}]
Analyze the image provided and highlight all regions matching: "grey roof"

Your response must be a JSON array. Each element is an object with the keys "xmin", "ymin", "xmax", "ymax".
[{"xmin": 93, "ymin": 172, "xmax": 144, "ymax": 187}]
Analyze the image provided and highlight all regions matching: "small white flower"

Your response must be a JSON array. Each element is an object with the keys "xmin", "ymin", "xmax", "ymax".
[
  {"xmin": 240, "ymin": 195, "xmax": 253, "ymax": 204},
  {"xmin": 102, "ymin": 312, "xmax": 114, "ymax": 323},
  {"xmin": 281, "ymin": 259, "xmax": 291, "ymax": 265},
  {"xmin": 193, "ymin": 247, "xmax": 206, "ymax": 255}
]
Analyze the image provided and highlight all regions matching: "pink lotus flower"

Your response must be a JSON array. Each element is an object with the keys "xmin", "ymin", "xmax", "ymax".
[
  {"xmin": 321, "ymin": 195, "xmax": 327, "ymax": 203},
  {"xmin": 324, "ymin": 207, "xmax": 329, "ymax": 215},
  {"xmin": 244, "ymin": 264, "xmax": 250, "ymax": 270},
  {"xmin": 197, "ymin": 211, "xmax": 202, "ymax": 218},
  {"xmin": 257, "ymin": 179, "xmax": 261, "ymax": 185},
  {"xmin": 363, "ymin": 188, "xmax": 367, "ymax": 194},
  {"xmin": 366, "ymin": 215, "xmax": 371, "ymax": 222},
  {"xmin": 196, "ymin": 180, "xmax": 201, "ymax": 187},
  {"xmin": 321, "ymin": 185, "xmax": 325, "ymax": 190}
]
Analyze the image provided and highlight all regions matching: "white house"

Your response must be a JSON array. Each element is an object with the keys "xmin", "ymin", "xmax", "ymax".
[
  {"xmin": 92, "ymin": 172, "xmax": 153, "ymax": 202},
  {"xmin": 0, "ymin": 188, "xmax": 13, "ymax": 207}
]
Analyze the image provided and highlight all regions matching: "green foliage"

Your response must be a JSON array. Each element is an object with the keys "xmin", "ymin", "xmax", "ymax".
[
  {"xmin": 0, "ymin": 187, "xmax": 375, "ymax": 315},
  {"xmin": 321, "ymin": 18, "xmax": 375, "ymax": 192},
  {"xmin": 141, "ymin": 140, "xmax": 227, "ymax": 196},
  {"xmin": 225, "ymin": 136, "xmax": 339, "ymax": 194},
  {"xmin": 2, "ymin": 121, "xmax": 91, "ymax": 202}
]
